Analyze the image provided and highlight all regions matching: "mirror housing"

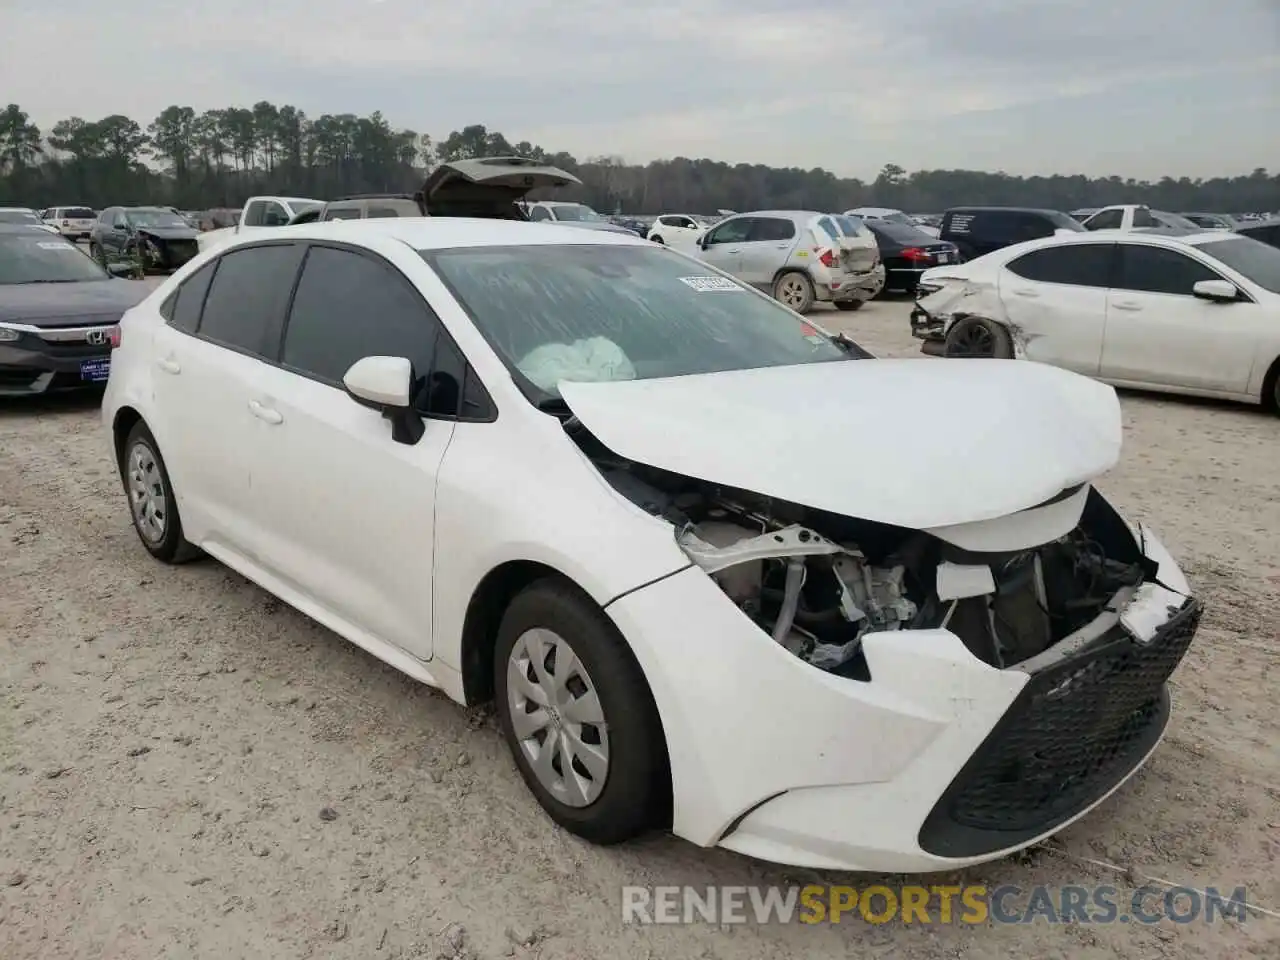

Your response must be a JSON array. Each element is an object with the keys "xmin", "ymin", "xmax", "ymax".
[
  {"xmin": 1192, "ymin": 279, "xmax": 1238, "ymax": 302},
  {"xmin": 343, "ymin": 355, "xmax": 424, "ymax": 444}
]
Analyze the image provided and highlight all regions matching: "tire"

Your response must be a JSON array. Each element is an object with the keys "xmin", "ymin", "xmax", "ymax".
[
  {"xmin": 90, "ymin": 243, "xmax": 105, "ymax": 267},
  {"xmin": 119, "ymin": 422, "xmax": 201, "ymax": 563},
  {"xmin": 773, "ymin": 271, "xmax": 815, "ymax": 313},
  {"xmin": 650, "ymin": 235, "xmax": 665, "ymax": 244},
  {"xmin": 494, "ymin": 579, "xmax": 665, "ymax": 845},
  {"xmin": 834, "ymin": 299, "xmax": 863, "ymax": 312},
  {"xmin": 1263, "ymin": 359, "xmax": 1280, "ymax": 414},
  {"xmin": 944, "ymin": 316, "xmax": 1015, "ymax": 359}
]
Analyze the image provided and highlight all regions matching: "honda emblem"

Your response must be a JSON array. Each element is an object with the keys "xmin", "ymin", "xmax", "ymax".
[{"xmin": 85, "ymin": 329, "xmax": 109, "ymax": 345}]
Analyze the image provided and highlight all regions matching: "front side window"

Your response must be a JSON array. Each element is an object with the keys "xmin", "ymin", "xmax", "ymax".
[
  {"xmin": 1006, "ymin": 243, "xmax": 1114, "ymax": 287},
  {"xmin": 281, "ymin": 246, "xmax": 464, "ymax": 417},
  {"xmin": 528, "ymin": 206, "xmax": 552, "ymax": 222},
  {"xmin": 1114, "ymin": 244, "xmax": 1221, "ymax": 296},
  {"xmin": 0, "ymin": 232, "xmax": 110, "ymax": 284},
  {"xmin": 261, "ymin": 202, "xmax": 290, "ymax": 226},
  {"xmin": 321, "ymin": 205, "xmax": 362, "ymax": 222},
  {"xmin": 704, "ymin": 217, "xmax": 752, "ymax": 245},
  {"xmin": 423, "ymin": 243, "xmax": 855, "ymax": 401},
  {"xmin": 198, "ymin": 244, "xmax": 304, "ymax": 354}
]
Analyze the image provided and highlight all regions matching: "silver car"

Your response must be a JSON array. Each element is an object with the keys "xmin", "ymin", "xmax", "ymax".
[{"xmin": 693, "ymin": 210, "xmax": 884, "ymax": 313}]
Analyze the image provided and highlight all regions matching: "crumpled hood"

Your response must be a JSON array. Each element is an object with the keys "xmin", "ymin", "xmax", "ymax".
[
  {"xmin": 559, "ymin": 358, "xmax": 1123, "ymax": 531},
  {"xmin": 0, "ymin": 279, "xmax": 149, "ymax": 324},
  {"xmin": 136, "ymin": 225, "xmax": 198, "ymax": 240}
]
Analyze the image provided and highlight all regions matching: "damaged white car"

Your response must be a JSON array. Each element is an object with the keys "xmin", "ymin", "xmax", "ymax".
[
  {"xmin": 911, "ymin": 231, "xmax": 1280, "ymax": 412},
  {"xmin": 104, "ymin": 219, "xmax": 1202, "ymax": 873}
]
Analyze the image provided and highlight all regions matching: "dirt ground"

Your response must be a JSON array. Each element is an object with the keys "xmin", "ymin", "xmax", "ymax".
[{"xmin": 1, "ymin": 293, "xmax": 1277, "ymax": 959}]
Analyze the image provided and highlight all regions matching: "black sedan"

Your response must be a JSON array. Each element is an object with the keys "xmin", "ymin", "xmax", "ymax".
[
  {"xmin": 90, "ymin": 206, "xmax": 201, "ymax": 273},
  {"xmin": 860, "ymin": 219, "xmax": 961, "ymax": 294},
  {"xmin": 1236, "ymin": 217, "xmax": 1280, "ymax": 249},
  {"xmin": 0, "ymin": 226, "xmax": 146, "ymax": 396}
]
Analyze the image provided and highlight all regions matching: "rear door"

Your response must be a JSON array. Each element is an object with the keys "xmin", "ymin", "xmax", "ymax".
[
  {"xmin": 739, "ymin": 216, "xmax": 798, "ymax": 288},
  {"xmin": 1100, "ymin": 243, "xmax": 1261, "ymax": 392},
  {"xmin": 695, "ymin": 216, "xmax": 754, "ymax": 277},
  {"xmin": 998, "ymin": 242, "xmax": 1114, "ymax": 375},
  {"xmin": 149, "ymin": 243, "xmax": 307, "ymax": 548}
]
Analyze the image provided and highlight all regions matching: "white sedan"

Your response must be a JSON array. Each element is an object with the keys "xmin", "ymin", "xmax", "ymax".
[
  {"xmin": 101, "ymin": 218, "xmax": 1201, "ymax": 872},
  {"xmin": 912, "ymin": 231, "xmax": 1280, "ymax": 411}
]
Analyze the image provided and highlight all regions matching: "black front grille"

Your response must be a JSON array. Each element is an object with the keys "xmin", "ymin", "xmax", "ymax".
[{"xmin": 919, "ymin": 597, "xmax": 1201, "ymax": 858}]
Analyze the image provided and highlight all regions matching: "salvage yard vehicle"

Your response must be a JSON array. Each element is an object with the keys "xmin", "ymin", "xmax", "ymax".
[
  {"xmin": 90, "ymin": 206, "xmax": 202, "ymax": 273},
  {"xmin": 859, "ymin": 217, "xmax": 958, "ymax": 295},
  {"xmin": 1080, "ymin": 205, "xmax": 1200, "ymax": 232},
  {"xmin": 694, "ymin": 210, "xmax": 882, "ymax": 312},
  {"xmin": 196, "ymin": 195, "xmax": 323, "ymax": 253},
  {"xmin": 522, "ymin": 199, "xmax": 638, "ymax": 236},
  {"xmin": 645, "ymin": 214, "xmax": 704, "ymax": 250},
  {"xmin": 0, "ymin": 225, "xmax": 145, "ymax": 395},
  {"xmin": 845, "ymin": 207, "xmax": 940, "ymax": 238},
  {"xmin": 911, "ymin": 231, "xmax": 1280, "ymax": 411},
  {"xmin": 939, "ymin": 206, "xmax": 1085, "ymax": 261},
  {"xmin": 39, "ymin": 205, "xmax": 97, "ymax": 240},
  {"xmin": 103, "ymin": 218, "xmax": 1202, "ymax": 872},
  {"xmin": 0, "ymin": 207, "xmax": 60, "ymax": 234}
]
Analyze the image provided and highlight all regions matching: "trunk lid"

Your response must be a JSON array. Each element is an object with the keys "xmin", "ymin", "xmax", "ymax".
[
  {"xmin": 421, "ymin": 157, "xmax": 581, "ymax": 218},
  {"xmin": 558, "ymin": 359, "xmax": 1122, "ymax": 531}
]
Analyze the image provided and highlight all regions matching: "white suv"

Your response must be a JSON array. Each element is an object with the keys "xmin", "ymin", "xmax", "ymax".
[{"xmin": 41, "ymin": 206, "xmax": 98, "ymax": 240}]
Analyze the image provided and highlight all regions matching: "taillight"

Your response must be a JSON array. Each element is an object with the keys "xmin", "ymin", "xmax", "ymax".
[
  {"xmin": 108, "ymin": 325, "xmax": 121, "ymax": 349},
  {"xmin": 818, "ymin": 248, "xmax": 837, "ymax": 268},
  {"xmin": 901, "ymin": 247, "xmax": 930, "ymax": 261}
]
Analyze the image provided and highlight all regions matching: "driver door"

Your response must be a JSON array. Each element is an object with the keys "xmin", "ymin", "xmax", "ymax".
[{"xmin": 695, "ymin": 216, "xmax": 755, "ymax": 275}]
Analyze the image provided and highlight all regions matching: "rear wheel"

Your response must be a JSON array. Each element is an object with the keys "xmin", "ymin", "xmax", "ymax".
[
  {"xmin": 774, "ymin": 271, "xmax": 815, "ymax": 313},
  {"xmin": 944, "ymin": 316, "xmax": 1014, "ymax": 359},
  {"xmin": 494, "ymin": 580, "xmax": 665, "ymax": 844},
  {"xmin": 90, "ymin": 242, "xmax": 105, "ymax": 267},
  {"xmin": 834, "ymin": 299, "xmax": 863, "ymax": 312},
  {"xmin": 650, "ymin": 234, "xmax": 664, "ymax": 244},
  {"xmin": 120, "ymin": 422, "xmax": 201, "ymax": 563}
]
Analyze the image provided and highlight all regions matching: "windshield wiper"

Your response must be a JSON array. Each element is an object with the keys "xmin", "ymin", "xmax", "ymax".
[{"xmin": 536, "ymin": 395, "xmax": 573, "ymax": 416}]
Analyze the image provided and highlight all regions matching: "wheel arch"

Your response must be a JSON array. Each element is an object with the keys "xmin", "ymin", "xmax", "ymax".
[
  {"xmin": 458, "ymin": 559, "xmax": 674, "ymax": 823},
  {"xmin": 111, "ymin": 405, "xmax": 145, "ymax": 468},
  {"xmin": 1261, "ymin": 354, "xmax": 1280, "ymax": 411}
]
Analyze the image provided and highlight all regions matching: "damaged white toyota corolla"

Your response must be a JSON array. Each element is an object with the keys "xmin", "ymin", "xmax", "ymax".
[{"xmin": 103, "ymin": 219, "xmax": 1201, "ymax": 873}]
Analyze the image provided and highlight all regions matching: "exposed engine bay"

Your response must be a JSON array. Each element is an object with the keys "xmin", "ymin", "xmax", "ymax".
[{"xmin": 567, "ymin": 419, "xmax": 1166, "ymax": 678}]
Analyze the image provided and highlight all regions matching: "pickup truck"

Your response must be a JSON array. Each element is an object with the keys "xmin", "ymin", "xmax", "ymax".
[
  {"xmin": 196, "ymin": 195, "xmax": 323, "ymax": 253},
  {"xmin": 1080, "ymin": 205, "xmax": 1201, "ymax": 233}
]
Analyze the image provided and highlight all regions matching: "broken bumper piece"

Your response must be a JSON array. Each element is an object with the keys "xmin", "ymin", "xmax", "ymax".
[{"xmin": 606, "ymin": 523, "xmax": 1198, "ymax": 872}]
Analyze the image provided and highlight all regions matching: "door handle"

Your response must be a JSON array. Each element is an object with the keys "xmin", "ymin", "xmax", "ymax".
[
  {"xmin": 1012, "ymin": 288, "xmax": 1039, "ymax": 298},
  {"xmin": 156, "ymin": 357, "xmax": 180, "ymax": 374},
  {"xmin": 1111, "ymin": 301, "xmax": 1142, "ymax": 311},
  {"xmin": 248, "ymin": 399, "xmax": 283, "ymax": 425}
]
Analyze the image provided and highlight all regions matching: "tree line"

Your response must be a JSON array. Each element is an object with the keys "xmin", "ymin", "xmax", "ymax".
[{"xmin": 0, "ymin": 102, "xmax": 1275, "ymax": 216}]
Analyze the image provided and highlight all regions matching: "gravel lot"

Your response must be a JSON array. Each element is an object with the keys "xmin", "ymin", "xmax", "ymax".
[{"xmin": 1, "ymin": 290, "xmax": 1277, "ymax": 959}]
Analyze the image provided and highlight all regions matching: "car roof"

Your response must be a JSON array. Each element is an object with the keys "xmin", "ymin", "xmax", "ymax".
[
  {"xmin": 272, "ymin": 216, "xmax": 651, "ymax": 251},
  {"xmin": 732, "ymin": 210, "xmax": 827, "ymax": 220}
]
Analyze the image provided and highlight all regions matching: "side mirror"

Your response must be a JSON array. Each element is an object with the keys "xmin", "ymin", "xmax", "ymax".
[
  {"xmin": 343, "ymin": 355, "xmax": 424, "ymax": 444},
  {"xmin": 1192, "ymin": 279, "xmax": 1238, "ymax": 302}
]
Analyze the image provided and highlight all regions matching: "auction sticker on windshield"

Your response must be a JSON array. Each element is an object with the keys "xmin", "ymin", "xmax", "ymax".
[
  {"xmin": 679, "ymin": 276, "xmax": 742, "ymax": 292},
  {"xmin": 38, "ymin": 242, "xmax": 75, "ymax": 250}
]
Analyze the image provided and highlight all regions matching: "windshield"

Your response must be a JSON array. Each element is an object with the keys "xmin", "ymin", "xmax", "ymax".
[
  {"xmin": 0, "ymin": 210, "xmax": 41, "ymax": 224},
  {"xmin": 124, "ymin": 209, "xmax": 189, "ymax": 228},
  {"xmin": 549, "ymin": 204, "xmax": 603, "ymax": 222},
  {"xmin": 0, "ymin": 233, "xmax": 109, "ymax": 284},
  {"xmin": 422, "ymin": 244, "xmax": 853, "ymax": 399},
  {"xmin": 1196, "ymin": 236, "xmax": 1280, "ymax": 294}
]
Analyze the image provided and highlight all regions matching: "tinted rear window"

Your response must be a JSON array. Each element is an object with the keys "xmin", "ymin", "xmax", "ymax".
[
  {"xmin": 63, "ymin": 208, "xmax": 95, "ymax": 219},
  {"xmin": 198, "ymin": 244, "xmax": 304, "ymax": 354}
]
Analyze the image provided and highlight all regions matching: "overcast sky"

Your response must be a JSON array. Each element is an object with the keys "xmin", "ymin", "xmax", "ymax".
[{"xmin": 4, "ymin": 0, "xmax": 1278, "ymax": 181}]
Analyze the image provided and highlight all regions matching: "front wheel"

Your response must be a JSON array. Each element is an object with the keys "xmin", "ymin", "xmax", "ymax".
[
  {"xmin": 773, "ymin": 271, "xmax": 815, "ymax": 313},
  {"xmin": 650, "ymin": 234, "xmax": 664, "ymax": 244},
  {"xmin": 495, "ymin": 580, "xmax": 665, "ymax": 844}
]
